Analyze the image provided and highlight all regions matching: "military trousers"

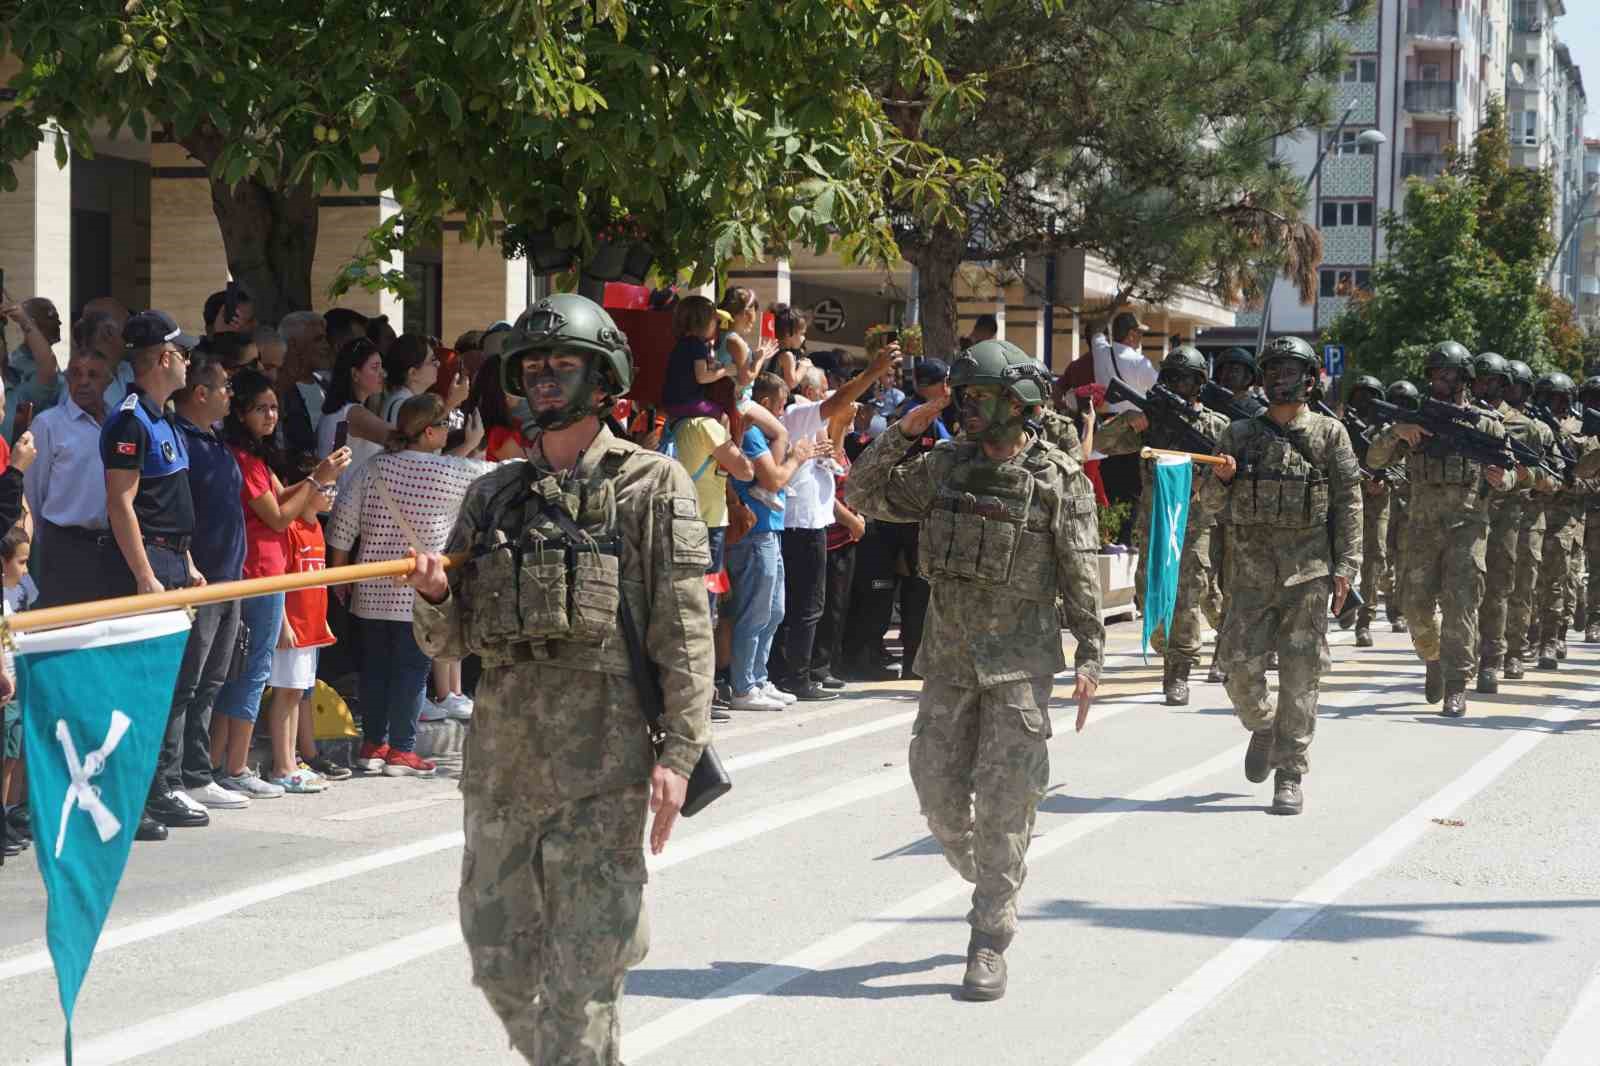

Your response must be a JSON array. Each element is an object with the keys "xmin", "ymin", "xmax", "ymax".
[
  {"xmin": 1163, "ymin": 525, "xmax": 1214, "ymax": 669},
  {"xmin": 1202, "ymin": 521, "xmax": 1226, "ymax": 631},
  {"xmin": 1478, "ymin": 500, "xmax": 1524, "ymax": 669},
  {"xmin": 1401, "ymin": 512, "xmax": 1488, "ymax": 684},
  {"xmin": 1585, "ymin": 511, "xmax": 1600, "ymax": 627},
  {"xmin": 459, "ymin": 780, "xmax": 651, "ymax": 1066},
  {"xmin": 1218, "ymin": 570, "xmax": 1329, "ymax": 777},
  {"xmin": 1505, "ymin": 512, "xmax": 1546, "ymax": 664},
  {"xmin": 1384, "ymin": 494, "xmax": 1409, "ymax": 620},
  {"xmin": 1569, "ymin": 514, "xmax": 1587, "ymax": 629},
  {"xmin": 1357, "ymin": 483, "xmax": 1390, "ymax": 628},
  {"xmin": 910, "ymin": 676, "xmax": 1051, "ymax": 939},
  {"xmin": 1538, "ymin": 507, "xmax": 1582, "ymax": 643}
]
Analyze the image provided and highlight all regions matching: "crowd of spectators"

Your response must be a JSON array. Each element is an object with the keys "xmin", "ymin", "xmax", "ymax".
[{"xmin": 0, "ymin": 283, "xmax": 1105, "ymax": 855}]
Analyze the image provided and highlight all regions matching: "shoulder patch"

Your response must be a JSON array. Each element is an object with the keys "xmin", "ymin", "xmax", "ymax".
[
  {"xmin": 672, "ymin": 496, "xmax": 700, "ymax": 519},
  {"xmin": 119, "ymin": 393, "xmax": 140, "ymax": 411}
]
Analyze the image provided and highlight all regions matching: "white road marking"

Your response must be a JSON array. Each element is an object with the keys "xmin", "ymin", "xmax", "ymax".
[
  {"xmin": 1541, "ymin": 959, "xmax": 1600, "ymax": 1066},
  {"xmin": 723, "ymin": 712, "xmax": 915, "ymax": 771},
  {"xmin": 622, "ymin": 744, "xmax": 1245, "ymax": 1061},
  {"xmin": 322, "ymin": 794, "xmax": 462, "ymax": 822},
  {"xmin": 1070, "ymin": 697, "xmax": 1584, "ymax": 1066}
]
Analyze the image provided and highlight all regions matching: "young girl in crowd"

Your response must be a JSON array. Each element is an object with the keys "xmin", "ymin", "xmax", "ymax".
[
  {"xmin": 213, "ymin": 370, "xmax": 350, "ymax": 797},
  {"xmin": 328, "ymin": 393, "xmax": 491, "ymax": 777},
  {"xmin": 661, "ymin": 296, "xmax": 733, "ymax": 420},
  {"xmin": 770, "ymin": 303, "xmax": 809, "ymax": 390},
  {"xmin": 264, "ymin": 512, "xmax": 348, "ymax": 784},
  {"xmin": 317, "ymin": 338, "xmax": 390, "ymax": 491},
  {"xmin": 467, "ymin": 353, "xmax": 529, "ymax": 461},
  {"xmin": 2, "ymin": 526, "xmax": 32, "ymax": 856},
  {"xmin": 717, "ymin": 286, "xmax": 779, "ymax": 396}
]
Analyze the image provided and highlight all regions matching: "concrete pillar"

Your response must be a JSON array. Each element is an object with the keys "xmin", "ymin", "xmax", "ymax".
[
  {"xmin": 376, "ymin": 192, "xmax": 404, "ymax": 325},
  {"xmin": 0, "ymin": 132, "xmax": 72, "ymax": 323}
]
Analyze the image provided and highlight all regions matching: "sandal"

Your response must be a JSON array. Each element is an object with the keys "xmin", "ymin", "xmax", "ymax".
[{"xmin": 271, "ymin": 768, "xmax": 326, "ymax": 794}]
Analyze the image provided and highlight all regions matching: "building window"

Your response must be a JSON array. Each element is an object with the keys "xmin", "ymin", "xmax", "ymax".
[
  {"xmin": 1329, "ymin": 128, "xmax": 1380, "ymax": 156},
  {"xmin": 1320, "ymin": 201, "xmax": 1375, "ymax": 227},
  {"xmin": 1319, "ymin": 269, "xmax": 1373, "ymax": 298},
  {"xmin": 1510, "ymin": 110, "xmax": 1539, "ymax": 146},
  {"xmin": 1340, "ymin": 58, "xmax": 1378, "ymax": 83}
]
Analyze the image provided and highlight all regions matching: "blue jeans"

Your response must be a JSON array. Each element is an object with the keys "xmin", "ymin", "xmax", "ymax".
[
  {"xmin": 359, "ymin": 617, "xmax": 432, "ymax": 753},
  {"xmin": 216, "ymin": 593, "xmax": 286, "ymax": 723},
  {"xmin": 726, "ymin": 530, "xmax": 785, "ymax": 695}
]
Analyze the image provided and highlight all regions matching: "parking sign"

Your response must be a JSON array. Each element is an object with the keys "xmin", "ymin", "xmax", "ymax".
[{"xmin": 1324, "ymin": 344, "xmax": 1345, "ymax": 378}]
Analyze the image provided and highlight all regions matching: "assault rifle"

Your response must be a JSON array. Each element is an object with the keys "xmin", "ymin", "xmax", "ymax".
[
  {"xmin": 1199, "ymin": 380, "xmax": 1265, "ymax": 423},
  {"xmin": 1369, "ymin": 396, "xmax": 1557, "ymax": 480},
  {"xmin": 1105, "ymin": 378, "xmax": 1219, "ymax": 456},
  {"xmin": 1524, "ymin": 401, "xmax": 1580, "ymax": 482},
  {"xmin": 1341, "ymin": 408, "xmax": 1408, "ymax": 487}
]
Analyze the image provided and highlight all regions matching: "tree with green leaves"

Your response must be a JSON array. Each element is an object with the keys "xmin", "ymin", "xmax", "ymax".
[
  {"xmin": 1324, "ymin": 100, "xmax": 1575, "ymax": 380},
  {"xmin": 0, "ymin": 1, "xmax": 990, "ymax": 321},
  {"xmin": 882, "ymin": 0, "xmax": 1361, "ymax": 357}
]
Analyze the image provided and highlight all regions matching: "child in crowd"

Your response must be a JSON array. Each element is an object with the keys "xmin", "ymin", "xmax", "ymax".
[
  {"xmin": 264, "ymin": 514, "xmax": 348, "ymax": 788},
  {"xmin": 2, "ymin": 526, "xmax": 31, "ymax": 856},
  {"xmin": 661, "ymin": 296, "xmax": 732, "ymax": 420}
]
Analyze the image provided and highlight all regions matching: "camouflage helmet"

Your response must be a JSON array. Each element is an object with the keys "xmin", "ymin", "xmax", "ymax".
[
  {"xmin": 1535, "ymin": 371, "xmax": 1577, "ymax": 400},
  {"xmin": 947, "ymin": 339, "xmax": 1052, "ymax": 408},
  {"xmin": 1423, "ymin": 340, "xmax": 1475, "ymax": 379},
  {"xmin": 1472, "ymin": 352, "xmax": 1511, "ymax": 385},
  {"xmin": 1506, "ymin": 360, "xmax": 1536, "ymax": 390},
  {"xmin": 500, "ymin": 293, "xmax": 633, "ymax": 400},
  {"xmin": 1158, "ymin": 345, "xmax": 1208, "ymax": 381},
  {"xmin": 1259, "ymin": 335, "xmax": 1319, "ymax": 372},
  {"xmin": 1347, "ymin": 374, "xmax": 1385, "ymax": 400},
  {"xmin": 1214, "ymin": 346, "xmax": 1259, "ymax": 383},
  {"xmin": 1386, "ymin": 379, "xmax": 1421, "ymax": 410}
]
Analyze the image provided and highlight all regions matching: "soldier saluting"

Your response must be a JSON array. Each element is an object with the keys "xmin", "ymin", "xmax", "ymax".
[
  {"xmin": 406, "ymin": 293, "xmax": 713, "ymax": 1065},
  {"xmin": 1201, "ymin": 336, "xmax": 1361, "ymax": 816},
  {"xmin": 847, "ymin": 339, "xmax": 1104, "ymax": 1002}
]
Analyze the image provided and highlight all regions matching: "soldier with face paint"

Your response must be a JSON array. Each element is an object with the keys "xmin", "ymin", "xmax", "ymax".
[
  {"xmin": 406, "ymin": 294, "xmax": 713, "ymax": 1066},
  {"xmin": 846, "ymin": 338, "xmax": 1104, "ymax": 1002},
  {"xmin": 1367, "ymin": 341, "xmax": 1512, "ymax": 718}
]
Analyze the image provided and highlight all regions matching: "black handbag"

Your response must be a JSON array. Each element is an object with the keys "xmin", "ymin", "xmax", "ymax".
[{"xmin": 534, "ymin": 495, "xmax": 731, "ymax": 816}]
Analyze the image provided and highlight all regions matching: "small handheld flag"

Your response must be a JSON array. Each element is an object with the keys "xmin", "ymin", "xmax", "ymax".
[
  {"xmin": 20, "ymin": 611, "xmax": 191, "ymax": 1065},
  {"xmin": 1142, "ymin": 455, "xmax": 1192, "ymax": 659}
]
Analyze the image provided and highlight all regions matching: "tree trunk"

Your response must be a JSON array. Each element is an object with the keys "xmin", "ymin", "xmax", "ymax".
[
  {"xmin": 206, "ymin": 175, "xmax": 319, "ymax": 325},
  {"xmin": 904, "ymin": 224, "xmax": 967, "ymax": 358}
]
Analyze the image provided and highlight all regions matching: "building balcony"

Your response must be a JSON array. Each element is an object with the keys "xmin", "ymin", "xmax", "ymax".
[
  {"xmin": 1402, "ymin": 153, "xmax": 1449, "ymax": 179},
  {"xmin": 1582, "ymin": 276, "xmax": 1600, "ymax": 297},
  {"xmin": 1406, "ymin": 4, "xmax": 1463, "ymax": 39},
  {"xmin": 1404, "ymin": 81, "xmax": 1458, "ymax": 116}
]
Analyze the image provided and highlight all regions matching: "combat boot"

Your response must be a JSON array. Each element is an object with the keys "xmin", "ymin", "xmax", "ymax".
[
  {"xmin": 1442, "ymin": 681, "xmax": 1467, "ymax": 718},
  {"xmin": 961, "ymin": 931, "xmax": 1011, "ymax": 1001},
  {"xmin": 1266, "ymin": 650, "xmax": 1279, "ymax": 671},
  {"xmin": 1503, "ymin": 657, "xmax": 1526, "ymax": 680},
  {"xmin": 1269, "ymin": 770, "xmax": 1303, "ymax": 816},
  {"xmin": 1164, "ymin": 661, "xmax": 1190, "ymax": 706},
  {"xmin": 1354, "ymin": 625, "xmax": 1373, "ymax": 648},
  {"xmin": 1476, "ymin": 662, "xmax": 1499, "ymax": 695},
  {"xmin": 1206, "ymin": 650, "xmax": 1226, "ymax": 684},
  {"xmin": 1389, "ymin": 611, "xmax": 1408, "ymax": 633},
  {"xmin": 1244, "ymin": 730, "xmax": 1275, "ymax": 784},
  {"xmin": 1538, "ymin": 640, "xmax": 1559, "ymax": 671},
  {"xmin": 1557, "ymin": 636, "xmax": 1568, "ymax": 661},
  {"xmin": 1424, "ymin": 659, "xmax": 1443, "ymax": 704},
  {"xmin": 1586, "ymin": 624, "xmax": 1600, "ymax": 644}
]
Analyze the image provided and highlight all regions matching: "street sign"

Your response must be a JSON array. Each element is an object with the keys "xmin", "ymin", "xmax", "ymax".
[
  {"xmin": 810, "ymin": 297, "xmax": 846, "ymax": 334},
  {"xmin": 1324, "ymin": 344, "xmax": 1345, "ymax": 378}
]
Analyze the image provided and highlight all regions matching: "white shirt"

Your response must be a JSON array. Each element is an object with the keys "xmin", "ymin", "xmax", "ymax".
[
  {"xmin": 779, "ymin": 396, "xmax": 836, "ymax": 531},
  {"xmin": 1092, "ymin": 333, "xmax": 1157, "ymax": 412},
  {"xmin": 316, "ymin": 402, "xmax": 385, "ymax": 495}
]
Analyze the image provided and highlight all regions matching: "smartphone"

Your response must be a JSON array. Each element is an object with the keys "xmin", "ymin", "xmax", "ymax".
[
  {"xmin": 11, "ymin": 401, "xmax": 33, "ymax": 445},
  {"xmin": 884, "ymin": 330, "xmax": 899, "ymax": 346},
  {"xmin": 333, "ymin": 419, "xmax": 351, "ymax": 450}
]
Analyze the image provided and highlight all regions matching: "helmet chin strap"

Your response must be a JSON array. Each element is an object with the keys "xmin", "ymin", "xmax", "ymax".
[{"xmin": 521, "ymin": 359, "xmax": 602, "ymax": 434}]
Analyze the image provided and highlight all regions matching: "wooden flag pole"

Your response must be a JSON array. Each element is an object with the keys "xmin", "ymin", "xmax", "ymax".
[
  {"xmin": 6, "ymin": 554, "xmax": 466, "ymax": 635},
  {"xmin": 1139, "ymin": 446, "xmax": 1232, "ymax": 467}
]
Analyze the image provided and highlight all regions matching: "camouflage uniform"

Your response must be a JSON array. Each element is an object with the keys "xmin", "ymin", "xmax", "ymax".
[
  {"xmin": 1199, "ymin": 410, "xmax": 1361, "ymax": 775},
  {"xmin": 1367, "ymin": 407, "xmax": 1509, "ymax": 685},
  {"xmin": 1586, "ymin": 488, "xmax": 1600, "ymax": 636},
  {"xmin": 1480, "ymin": 403, "xmax": 1554, "ymax": 673},
  {"xmin": 414, "ymin": 428, "xmax": 712, "ymax": 1066},
  {"xmin": 1537, "ymin": 416, "xmax": 1591, "ymax": 655},
  {"xmin": 1095, "ymin": 404, "xmax": 1229, "ymax": 671},
  {"xmin": 1356, "ymin": 481, "xmax": 1390, "ymax": 628},
  {"xmin": 846, "ymin": 426, "xmax": 1104, "ymax": 941},
  {"xmin": 1384, "ymin": 480, "xmax": 1409, "ymax": 622}
]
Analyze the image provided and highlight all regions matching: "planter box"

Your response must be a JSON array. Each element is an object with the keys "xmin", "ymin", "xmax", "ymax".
[{"xmin": 1098, "ymin": 551, "xmax": 1138, "ymax": 621}]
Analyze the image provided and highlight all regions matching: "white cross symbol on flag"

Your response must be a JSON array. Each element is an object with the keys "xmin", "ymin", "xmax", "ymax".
[
  {"xmin": 1166, "ymin": 503, "xmax": 1183, "ymax": 564},
  {"xmin": 54, "ymin": 711, "xmax": 132, "ymax": 859}
]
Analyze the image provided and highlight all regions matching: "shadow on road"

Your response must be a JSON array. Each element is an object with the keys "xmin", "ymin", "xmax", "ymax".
[{"xmin": 627, "ymin": 954, "xmax": 967, "ymax": 1001}]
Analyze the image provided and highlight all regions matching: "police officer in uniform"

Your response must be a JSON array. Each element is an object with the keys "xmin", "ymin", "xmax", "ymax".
[
  {"xmin": 101, "ymin": 310, "xmax": 202, "ymax": 598},
  {"xmin": 408, "ymin": 294, "xmax": 712, "ymax": 1065},
  {"xmin": 847, "ymin": 339, "xmax": 1104, "ymax": 1001},
  {"xmin": 840, "ymin": 355, "xmax": 954, "ymax": 681},
  {"xmin": 1368, "ymin": 342, "xmax": 1511, "ymax": 717},
  {"xmin": 1094, "ymin": 346, "xmax": 1228, "ymax": 704},
  {"xmin": 1202, "ymin": 336, "xmax": 1361, "ymax": 815}
]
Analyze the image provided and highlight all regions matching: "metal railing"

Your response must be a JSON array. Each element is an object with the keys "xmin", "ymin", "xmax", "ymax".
[
  {"xmin": 1403, "ymin": 81, "xmax": 1458, "ymax": 113},
  {"xmin": 1401, "ymin": 153, "xmax": 1449, "ymax": 179}
]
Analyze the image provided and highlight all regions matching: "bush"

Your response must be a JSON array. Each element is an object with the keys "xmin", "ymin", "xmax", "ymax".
[{"xmin": 1098, "ymin": 499, "xmax": 1133, "ymax": 549}]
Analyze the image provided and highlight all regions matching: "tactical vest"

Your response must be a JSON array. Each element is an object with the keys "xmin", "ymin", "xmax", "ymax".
[
  {"xmin": 1231, "ymin": 420, "xmax": 1330, "ymax": 531},
  {"xmin": 459, "ymin": 454, "xmax": 625, "ymax": 658},
  {"xmin": 1409, "ymin": 408, "xmax": 1497, "ymax": 495},
  {"xmin": 919, "ymin": 442, "xmax": 1091, "ymax": 603}
]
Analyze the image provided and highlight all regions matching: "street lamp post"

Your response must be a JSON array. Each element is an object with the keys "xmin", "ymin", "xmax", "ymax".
[{"xmin": 1255, "ymin": 106, "xmax": 1388, "ymax": 353}]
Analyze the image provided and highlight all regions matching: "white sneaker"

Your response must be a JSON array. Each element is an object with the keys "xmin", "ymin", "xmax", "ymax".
[
  {"xmin": 762, "ymin": 681, "xmax": 798, "ymax": 706},
  {"xmin": 444, "ymin": 693, "xmax": 474, "ymax": 721},
  {"xmin": 418, "ymin": 697, "xmax": 450, "ymax": 722},
  {"xmin": 218, "ymin": 767, "xmax": 285, "ymax": 799},
  {"xmin": 187, "ymin": 782, "xmax": 249, "ymax": 810},
  {"xmin": 731, "ymin": 689, "xmax": 784, "ymax": 712}
]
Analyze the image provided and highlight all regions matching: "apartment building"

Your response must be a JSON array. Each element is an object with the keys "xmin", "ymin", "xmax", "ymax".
[
  {"xmin": 1578, "ymin": 139, "xmax": 1600, "ymax": 330},
  {"xmin": 1230, "ymin": 0, "xmax": 1588, "ymax": 348}
]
